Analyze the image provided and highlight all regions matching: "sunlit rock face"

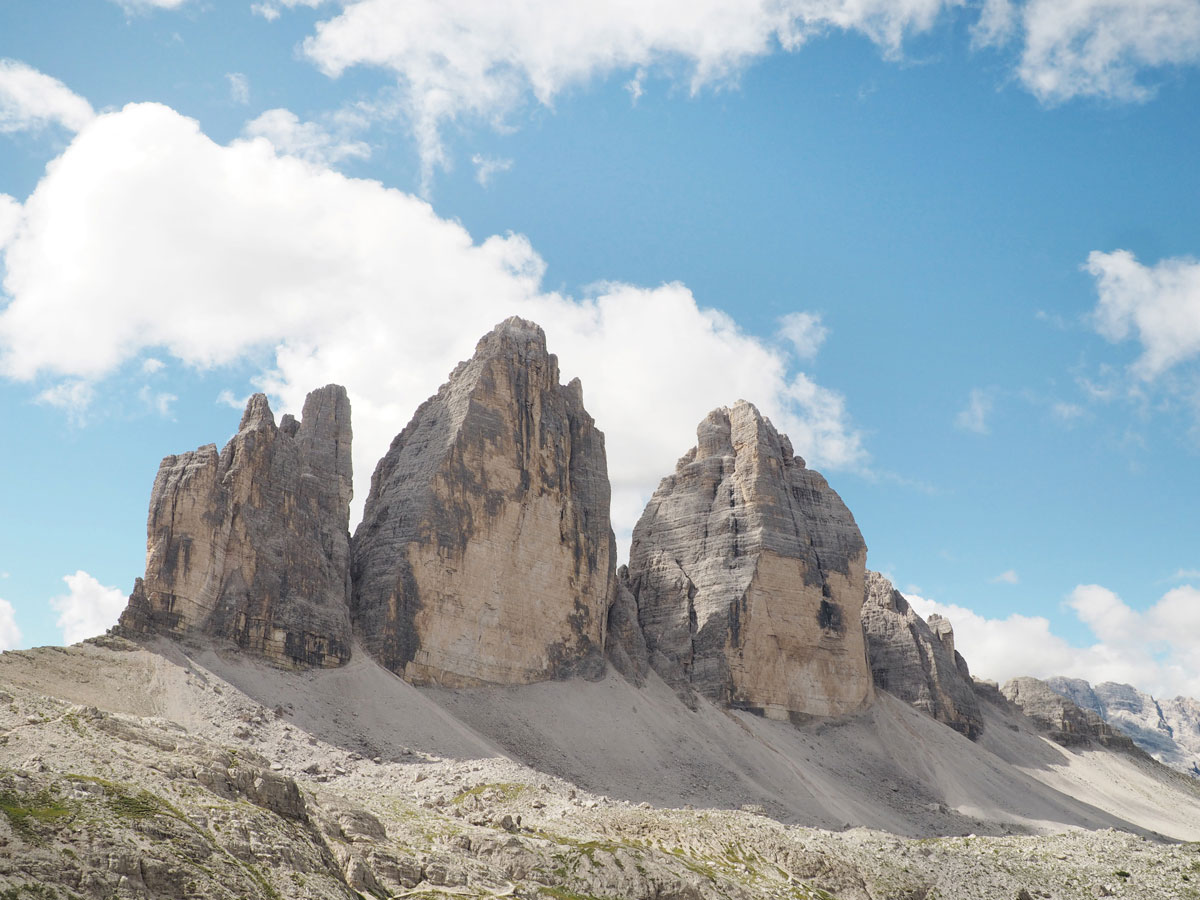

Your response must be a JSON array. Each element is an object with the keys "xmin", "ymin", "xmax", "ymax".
[
  {"xmin": 119, "ymin": 386, "xmax": 354, "ymax": 668},
  {"xmin": 627, "ymin": 400, "xmax": 873, "ymax": 719},
  {"xmin": 350, "ymin": 317, "xmax": 615, "ymax": 686},
  {"xmin": 861, "ymin": 571, "xmax": 983, "ymax": 739}
]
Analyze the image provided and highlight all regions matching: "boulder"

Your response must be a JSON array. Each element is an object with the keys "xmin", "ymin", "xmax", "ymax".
[
  {"xmin": 626, "ymin": 400, "xmax": 872, "ymax": 719},
  {"xmin": 350, "ymin": 317, "xmax": 614, "ymax": 686},
  {"xmin": 118, "ymin": 386, "xmax": 353, "ymax": 668},
  {"xmin": 861, "ymin": 571, "xmax": 982, "ymax": 739}
]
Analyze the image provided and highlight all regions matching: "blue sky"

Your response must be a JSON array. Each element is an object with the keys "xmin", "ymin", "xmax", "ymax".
[{"xmin": 2, "ymin": 0, "xmax": 1200, "ymax": 697}]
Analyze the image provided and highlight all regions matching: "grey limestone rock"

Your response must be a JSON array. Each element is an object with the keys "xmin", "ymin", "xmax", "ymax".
[
  {"xmin": 1002, "ymin": 677, "xmax": 1135, "ymax": 749},
  {"xmin": 118, "ymin": 386, "xmax": 353, "ymax": 668},
  {"xmin": 1046, "ymin": 676, "xmax": 1200, "ymax": 775},
  {"xmin": 861, "ymin": 571, "xmax": 983, "ymax": 739},
  {"xmin": 626, "ymin": 400, "xmax": 873, "ymax": 719},
  {"xmin": 606, "ymin": 567, "xmax": 652, "ymax": 685},
  {"xmin": 350, "ymin": 317, "xmax": 615, "ymax": 686}
]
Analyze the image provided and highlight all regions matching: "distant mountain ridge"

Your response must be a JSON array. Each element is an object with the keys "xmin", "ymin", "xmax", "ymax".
[{"xmin": 1046, "ymin": 676, "xmax": 1200, "ymax": 776}]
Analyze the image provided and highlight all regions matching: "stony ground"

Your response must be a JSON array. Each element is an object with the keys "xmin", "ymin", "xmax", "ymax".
[{"xmin": 2, "ymin": 638, "xmax": 1199, "ymax": 900}]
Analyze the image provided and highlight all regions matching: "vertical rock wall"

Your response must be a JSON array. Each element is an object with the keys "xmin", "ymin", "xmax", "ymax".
[
  {"xmin": 350, "ymin": 317, "xmax": 615, "ymax": 686},
  {"xmin": 861, "ymin": 571, "xmax": 982, "ymax": 739},
  {"xmin": 118, "ymin": 386, "xmax": 354, "ymax": 667},
  {"xmin": 626, "ymin": 401, "xmax": 873, "ymax": 719}
]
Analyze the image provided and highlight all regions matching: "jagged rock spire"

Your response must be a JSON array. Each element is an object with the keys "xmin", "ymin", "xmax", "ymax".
[
  {"xmin": 350, "ymin": 317, "xmax": 615, "ymax": 686},
  {"xmin": 119, "ymin": 385, "xmax": 353, "ymax": 668}
]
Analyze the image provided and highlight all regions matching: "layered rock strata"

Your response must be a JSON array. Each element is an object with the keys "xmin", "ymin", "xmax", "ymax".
[
  {"xmin": 861, "ymin": 571, "xmax": 982, "ymax": 739},
  {"xmin": 626, "ymin": 400, "xmax": 872, "ymax": 719},
  {"xmin": 351, "ymin": 317, "xmax": 614, "ymax": 686},
  {"xmin": 1002, "ymin": 677, "xmax": 1135, "ymax": 749},
  {"xmin": 119, "ymin": 386, "xmax": 354, "ymax": 667},
  {"xmin": 1047, "ymin": 677, "xmax": 1200, "ymax": 775}
]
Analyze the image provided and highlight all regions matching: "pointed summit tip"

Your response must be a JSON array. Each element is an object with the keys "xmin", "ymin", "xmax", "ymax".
[
  {"xmin": 475, "ymin": 316, "xmax": 548, "ymax": 355},
  {"xmin": 239, "ymin": 393, "xmax": 275, "ymax": 431}
]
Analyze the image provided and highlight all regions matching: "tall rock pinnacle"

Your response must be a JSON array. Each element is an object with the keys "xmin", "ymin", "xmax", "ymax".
[
  {"xmin": 861, "ymin": 571, "xmax": 982, "ymax": 739},
  {"xmin": 350, "ymin": 317, "xmax": 615, "ymax": 686},
  {"xmin": 118, "ymin": 385, "xmax": 354, "ymax": 668},
  {"xmin": 626, "ymin": 401, "xmax": 873, "ymax": 719}
]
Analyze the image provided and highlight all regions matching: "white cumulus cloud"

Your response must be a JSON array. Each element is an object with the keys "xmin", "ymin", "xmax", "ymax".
[
  {"xmin": 1016, "ymin": 0, "xmax": 1200, "ymax": 103},
  {"xmin": 0, "ymin": 597, "xmax": 20, "ymax": 651},
  {"xmin": 0, "ymin": 102, "xmax": 868, "ymax": 557},
  {"xmin": 907, "ymin": 581, "xmax": 1200, "ymax": 699},
  {"xmin": 0, "ymin": 59, "xmax": 95, "ymax": 135},
  {"xmin": 1087, "ymin": 249, "xmax": 1200, "ymax": 380},
  {"xmin": 50, "ymin": 571, "xmax": 127, "ymax": 645}
]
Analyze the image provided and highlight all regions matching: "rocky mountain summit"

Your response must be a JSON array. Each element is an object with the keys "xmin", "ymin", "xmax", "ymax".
[
  {"xmin": 861, "ymin": 571, "xmax": 982, "ymax": 739},
  {"xmin": 626, "ymin": 401, "xmax": 872, "ymax": 719},
  {"xmin": 118, "ymin": 385, "xmax": 354, "ymax": 668},
  {"xmin": 21, "ymin": 315, "xmax": 1200, "ymax": 899},
  {"xmin": 1047, "ymin": 676, "xmax": 1200, "ymax": 775},
  {"xmin": 350, "ymin": 317, "xmax": 615, "ymax": 686}
]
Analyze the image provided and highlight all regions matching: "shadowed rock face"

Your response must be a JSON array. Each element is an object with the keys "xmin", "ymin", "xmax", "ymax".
[
  {"xmin": 861, "ymin": 571, "xmax": 982, "ymax": 739},
  {"xmin": 118, "ymin": 386, "xmax": 353, "ymax": 668},
  {"xmin": 350, "ymin": 317, "xmax": 614, "ymax": 686},
  {"xmin": 626, "ymin": 401, "xmax": 873, "ymax": 719}
]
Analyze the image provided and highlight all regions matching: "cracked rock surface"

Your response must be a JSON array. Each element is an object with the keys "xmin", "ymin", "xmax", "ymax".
[
  {"xmin": 351, "ymin": 317, "xmax": 615, "ymax": 686},
  {"xmin": 861, "ymin": 571, "xmax": 983, "ymax": 740},
  {"xmin": 627, "ymin": 400, "xmax": 872, "ymax": 719},
  {"xmin": 118, "ymin": 385, "xmax": 353, "ymax": 669}
]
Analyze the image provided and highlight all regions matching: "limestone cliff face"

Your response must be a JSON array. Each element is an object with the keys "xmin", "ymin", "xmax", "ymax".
[
  {"xmin": 118, "ymin": 386, "xmax": 353, "ymax": 667},
  {"xmin": 626, "ymin": 401, "xmax": 872, "ymax": 719},
  {"xmin": 861, "ymin": 571, "xmax": 982, "ymax": 739},
  {"xmin": 350, "ymin": 317, "xmax": 614, "ymax": 686},
  {"xmin": 1047, "ymin": 677, "xmax": 1200, "ymax": 774},
  {"xmin": 1002, "ymin": 677, "xmax": 1136, "ymax": 750}
]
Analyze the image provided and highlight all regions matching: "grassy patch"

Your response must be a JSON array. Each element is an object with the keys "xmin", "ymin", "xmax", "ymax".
[
  {"xmin": 451, "ymin": 782, "xmax": 526, "ymax": 804},
  {"xmin": 0, "ymin": 885, "xmax": 62, "ymax": 900},
  {"xmin": 0, "ymin": 789, "xmax": 73, "ymax": 840}
]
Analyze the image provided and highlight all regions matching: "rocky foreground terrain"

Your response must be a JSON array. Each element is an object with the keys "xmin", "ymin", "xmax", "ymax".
[
  {"xmin": 5, "ymin": 316, "xmax": 1200, "ymax": 899},
  {"xmin": 3, "ymin": 637, "xmax": 1200, "ymax": 900}
]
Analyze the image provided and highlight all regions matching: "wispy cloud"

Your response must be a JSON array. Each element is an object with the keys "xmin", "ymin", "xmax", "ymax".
[
  {"xmin": 471, "ymin": 153, "xmax": 513, "ymax": 187},
  {"xmin": 778, "ymin": 311, "xmax": 828, "ymax": 361},
  {"xmin": 227, "ymin": 72, "xmax": 250, "ymax": 105},
  {"xmin": 0, "ymin": 59, "xmax": 95, "ymax": 135},
  {"xmin": 956, "ymin": 388, "xmax": 992, "ymax": 434},
  {"xmin": 991, "ymin": 569, "xmax": 1019, "ymax": 585}
]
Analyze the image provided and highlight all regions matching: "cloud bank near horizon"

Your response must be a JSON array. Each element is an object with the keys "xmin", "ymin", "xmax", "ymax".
[{"xmin": 908, "ymin": 581, "xmax": 1200, "ymax": 700}]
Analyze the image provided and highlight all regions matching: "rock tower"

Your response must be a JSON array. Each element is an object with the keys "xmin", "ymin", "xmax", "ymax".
[
  {"xmin": 350, "ymin": 317, "xmax": 615, "ymax": 686},
  {"xmin": 119, "ymin": 385, "xmax": 353, "ymax": 667},
  {"xmin": 626, "ymin": 400, "xmax": 873, "ymax": 719}
]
